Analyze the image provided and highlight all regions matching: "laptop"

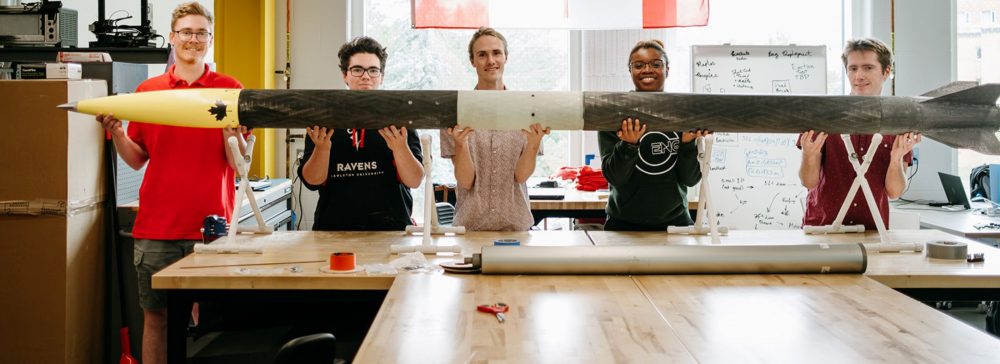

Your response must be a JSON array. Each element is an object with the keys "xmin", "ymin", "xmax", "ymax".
[{"xmin": 937, "ymin": 172, "xmax": 971, "ymax": 210}]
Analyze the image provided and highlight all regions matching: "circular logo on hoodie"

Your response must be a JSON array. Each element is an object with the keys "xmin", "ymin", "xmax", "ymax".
[{"xmin": 636, "ymin": 131, "xmax": 680, "ymax": 175}]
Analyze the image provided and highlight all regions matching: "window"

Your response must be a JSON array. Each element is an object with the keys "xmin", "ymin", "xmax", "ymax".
[
  {"xmin": 958, "ymin": 1, "xmax": 1000, "ymax": 189},
  {"xmin": 365, "ymin": 0, "xmax": 571, "ymax": 222},
  {"xmin": 362, "ymin": 0, "xmax": 846, "ymax": 227}
]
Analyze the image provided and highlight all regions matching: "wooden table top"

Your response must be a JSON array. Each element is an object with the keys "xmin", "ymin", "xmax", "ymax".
[
  {"xmin": 355, "ymin": 273, "xmax": 1000, "ymax": 363},
  {"xmin": 529, "ymin": 188, "xmax": 609, "ymax": 211},
  {"xmin": 152, "ymin": 231, "xmax": 590, "ymax": 290},
  {"xmin": 529, "ymin": 187, "xmax": 699, "ymax": 211},
  {"xmin": 905, "ymin": 202, "xmax": 1000, "ymax": 238},
  {"xmin": 356, "ymin": 274, "xmax": 696, "ymax": 363},
  {"xmin": 155, "ymin": 229, "xmax": 1000, "ymax": 290},
  {"xmin": 587, "ymin": 229, "xmax": 1000, "ymax": 289},
  {"xmin": 154, "ymin": 230, "xmax": 1000, "ymax": 363}
]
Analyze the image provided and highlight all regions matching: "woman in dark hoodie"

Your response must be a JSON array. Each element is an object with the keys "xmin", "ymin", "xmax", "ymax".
[{"xmin": 598, "ymin": 40, "xmax": 710, "ymax": 231}]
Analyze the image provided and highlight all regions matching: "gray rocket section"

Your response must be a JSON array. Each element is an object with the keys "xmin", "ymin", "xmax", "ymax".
[
  {"xmin": 238, "ymin": 89, "xmax": 459, "ymax": 130},
  {"xmin": 231, "ymin": 83, "xmax": 1000, "ymax": 154},
  {"xmin": 583, "ymin": 83, "xmax": 1000, "ymax": 154}
]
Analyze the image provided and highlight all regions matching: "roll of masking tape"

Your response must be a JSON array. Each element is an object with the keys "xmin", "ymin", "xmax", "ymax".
[
  {"xmin": 330, "ymin": 252, "xmax": 356, "ymax": 271},
  {"xmin": 494, "ymin": 239, "xmax": 521, "ymax": 246},
  {"xmin": 925, "ymin": 241, "xmax": 968, "ymax": 260}
]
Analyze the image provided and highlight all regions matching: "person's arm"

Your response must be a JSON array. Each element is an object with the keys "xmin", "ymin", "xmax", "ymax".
[
  {"xmin": 514, "ymin": 123, "xmax": 551, "ymax": 184},
  {"xmin": 798, "ymin": 130, "xmax": 828, "ymax": 190},
  {"xmin": 600, "ymin": 118, "xmax": 646, "ymax": 186},
  {"xmin": 885, "ymin": 132, "xmax": 921, "ymax": 199},
  {"xmin": 97, "ymin": 113, "xmax": 148, "ymax": 170},
  {"xmin": 674, "ymin": 130, "xmax": 712, "ymax": 187},
  {"xmin": 444, "ymin": 125, "xmax": 476, "ymax": 190},
  {"xmin": 300, "ymin": 126, "xmax": 335, "ymax": 186},
  {"xmin": 379, "ymin": 126, "xmax": 424, "ymax": 188},
  {"xmin": 222, "ymin": 126, "xmax": 249, "ymax": 171}
]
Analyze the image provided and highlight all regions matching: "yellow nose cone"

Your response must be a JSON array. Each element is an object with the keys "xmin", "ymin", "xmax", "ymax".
[{"xmin": 73, "ymin": 88, "xmax": 242, "ymax": 128}]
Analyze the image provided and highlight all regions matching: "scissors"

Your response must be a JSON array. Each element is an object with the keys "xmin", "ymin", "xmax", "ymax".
[{"xmin": 477, "ymin": 302, "xmax": 509, "ymax": 323}]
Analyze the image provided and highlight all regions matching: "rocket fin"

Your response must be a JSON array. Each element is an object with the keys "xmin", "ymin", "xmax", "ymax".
[
  {"xmin": 919, "ymin": 81, "xmax": 978, "ymax": 98},
  {"xmin": 924, "ymin": 128, "xmax": 1000, "ymax": 155},
  {"xmin": 921, "ymin": 83, "xmax": 1000, "ymax": 107}
]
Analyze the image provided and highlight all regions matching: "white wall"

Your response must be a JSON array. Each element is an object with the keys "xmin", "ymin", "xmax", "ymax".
[
  {"xmin": 853, "ymin": 0, "xmax": 958, "ymax": 202},
  {"xmin": 275, "ymin": 0, "xmax": 351, "ymax": 230}
]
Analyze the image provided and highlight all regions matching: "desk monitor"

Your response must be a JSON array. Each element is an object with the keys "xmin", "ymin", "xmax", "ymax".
[{"xmin": 938, "ymin": 172, "xmax": 971, "ymax": 209}]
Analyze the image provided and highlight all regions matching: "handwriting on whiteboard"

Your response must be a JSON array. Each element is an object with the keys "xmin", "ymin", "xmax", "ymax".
[{"xmin": 691, "ymin": 46, "xmax": 824, "ymax": 230}]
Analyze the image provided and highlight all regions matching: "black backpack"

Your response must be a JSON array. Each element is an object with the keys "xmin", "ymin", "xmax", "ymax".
[{"xmin": 970, "ymin": 164, "xmax": 991, "ymax": 200}]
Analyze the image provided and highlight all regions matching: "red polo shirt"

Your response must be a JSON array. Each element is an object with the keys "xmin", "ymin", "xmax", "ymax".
[
  {"xmin": 128, "ymin": 64, "xmax": 243, "ymax": 240},
  {"xmin": 798, "ymin": 134, "xmax": 912, "ymax": 230}
]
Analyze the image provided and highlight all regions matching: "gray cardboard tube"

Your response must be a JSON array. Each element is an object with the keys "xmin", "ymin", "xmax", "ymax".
[{"xmin": 478, "ymin": 244, "xmax": 867, "ymax": 274}]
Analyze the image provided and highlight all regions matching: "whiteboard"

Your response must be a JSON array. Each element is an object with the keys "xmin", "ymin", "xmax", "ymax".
[{"xmin": 691, "ymin": 45, "xmax": 826, "ymax": 230}]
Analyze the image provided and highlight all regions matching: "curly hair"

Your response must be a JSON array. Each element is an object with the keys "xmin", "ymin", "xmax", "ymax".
[
  {"xmin": 338, "ymin": 36, "xmax": 388, "ymax": 74},
  {"xmin": 629, "ymin": 39, "xmax": 669, "ymax": 66}
]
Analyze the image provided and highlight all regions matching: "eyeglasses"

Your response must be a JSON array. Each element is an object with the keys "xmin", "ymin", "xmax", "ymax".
[
  {"xmin": 629, "ymin": 60, "xmax": 665, "ymax": 71},
  {"xmin": 348, "ymin": 66, "xmax": 382, "ymax": 78},
  {"xmin": 173, "ymin": 30, "xmax": 213, "ymax": 41}
]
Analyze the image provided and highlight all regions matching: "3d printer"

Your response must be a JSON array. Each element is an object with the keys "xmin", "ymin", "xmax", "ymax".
[{"xmin": 0, "ymin": 0, "xmax": 78, "ymax": 47}]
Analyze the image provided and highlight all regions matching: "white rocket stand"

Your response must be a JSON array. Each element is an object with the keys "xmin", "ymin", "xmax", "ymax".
[
  {"xmin": 194, "ymin": 134, "xmax": 273, "ymax": 254},
  {"xmin": 802, "ymin": 134, "xmax": 921, "ymax": 253},
  {"xmin": 668, "ymin": 135, "xmax": 728, "ymax": 244},
  {"xmin": 392, "ymin": 134, "xmax": 463, "ymax": 254}
]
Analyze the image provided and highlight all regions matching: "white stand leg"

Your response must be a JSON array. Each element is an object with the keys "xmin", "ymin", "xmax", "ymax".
[
  {"xmin": 802, "ymin": 135, "xmax": 921, "ymax": 253},
  {"xmin": 393, "ymin": 134, "xmax": 462, "ymax": 254},
  {"xmin": 194, "ymin": 134, "xmax": 271, "ymax": 254},
  {"xmin": 668, "ymin": 135, "xmax": 728, "ymax": 244}
]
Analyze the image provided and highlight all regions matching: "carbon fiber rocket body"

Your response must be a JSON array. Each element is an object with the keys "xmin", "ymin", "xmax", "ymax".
[{"xmin": 63, "ymin": 83, "xmax": 1000, "ymax": 154}]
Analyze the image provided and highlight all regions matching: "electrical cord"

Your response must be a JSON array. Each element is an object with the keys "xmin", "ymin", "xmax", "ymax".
[
  {"xmin": 898, "ymin": 156, "xmax": 919, "ymax": 199},
  {"xmin": 290, "ymin": 156, "xmax": 305, "ymax": 230}
]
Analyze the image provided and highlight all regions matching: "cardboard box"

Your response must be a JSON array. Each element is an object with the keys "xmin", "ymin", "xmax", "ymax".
[
  {"xmin": 58, "ymin": 51, "xmax": 113, "ymax": 63},
  {"xmin": 15, "ymin": 62, "xmax": 83, "ymax": 79},
  {"xmin": 15, "ymin": 63, "xmax": 46, "ymax": 79},
  {"xmin": 0, "ymin": 80, "xmax": 108, "ymax": 364},
  {"xmin": 46, "ymin": 62, "xmax": 83, "ymax": 79}
]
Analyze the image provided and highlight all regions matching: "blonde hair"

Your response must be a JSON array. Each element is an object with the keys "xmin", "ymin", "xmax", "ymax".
[
  {"xmin": 468, "ymin": 27, "xmax": 509, "ymax": 61},
  {"xmin": 171, "ymin": 2, "xmax": 213, "ymax": 30}
]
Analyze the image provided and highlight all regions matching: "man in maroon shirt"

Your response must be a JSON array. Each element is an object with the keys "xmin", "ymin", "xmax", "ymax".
[
  {"xmin": 95, "ymin": 3, "xmax": 245, "ymax": 363},
  {"xmin": 798, "ymin": 38, "xmax": 921, "ymax": 230}
]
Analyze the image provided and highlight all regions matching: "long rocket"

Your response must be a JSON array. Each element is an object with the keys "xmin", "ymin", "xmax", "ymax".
[{"xmin": 59, "ymin": 81, "xmax": 1000, "ymax": 154}]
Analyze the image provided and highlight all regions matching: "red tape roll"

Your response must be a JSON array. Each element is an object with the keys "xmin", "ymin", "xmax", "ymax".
[{"xmin": 330, "ymin": 252, "xmax": 356, "ymax": 271}]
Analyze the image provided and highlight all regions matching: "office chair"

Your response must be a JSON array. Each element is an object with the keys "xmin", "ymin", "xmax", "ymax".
[
  {"xmin": 436, "ymin": 202, "xmax": 456, "ymax": 226},
  {"xmin": 272, "ymin": 333, "xmax": 336, "ymax": 364}
]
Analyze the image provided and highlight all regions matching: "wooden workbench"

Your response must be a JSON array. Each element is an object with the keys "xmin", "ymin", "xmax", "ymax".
[
  {"xmin": 356, "ymin": 274, "xmax": 1000, "ymax": 363},
  {"xmin": 586, "ymin": 229, "xmax": 1000, "ymax": 290},
  {"xmin": 528, "ymin": 188, "xmax": 699, "ymax": 221},
  {"xmin": 154, "ymin": 230, "xmax": 1000, "ymax": 363}
]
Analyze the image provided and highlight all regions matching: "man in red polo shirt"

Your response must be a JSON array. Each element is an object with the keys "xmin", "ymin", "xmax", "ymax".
[
  {"xmin": 95, "ymin": 2, "xmax": 244, "ymax": 363},
  {"xmin": 798, "ymin": 38, "xmax": 921, "ymax": 230}
]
